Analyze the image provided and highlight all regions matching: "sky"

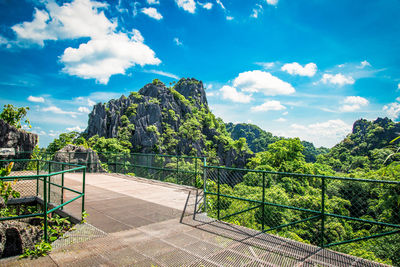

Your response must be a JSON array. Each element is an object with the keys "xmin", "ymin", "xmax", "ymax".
[{"xmin": 0, "ymin": 0, "xmax": 400, "ymax": 148}]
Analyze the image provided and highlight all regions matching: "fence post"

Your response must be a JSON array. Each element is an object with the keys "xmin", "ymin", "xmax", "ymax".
[
  {"xmin": 320, "ymin": 176, "xmax": 326, "ymax": 248},
  {"xmin": 123, "ymin": 154, "xmax": 126, "ymax": 175},
  {"xmin": 203, "ymin": 158, "xmax": 207, "ymax": 214},
  {"xmin": 48, "ymin": 162, "xmax": 51, "ymax": 204},
  {"xmin": 36, "ymin": 159, "xmax": 39, "ymax": 196},
  {"xmin": 262, "ymin": 172, "xmax": 265, "ymax": 232},
  {"xmin": 176, "ymin": 155, "xmax": 180, "ymax": 183},
  {"xmin": 82, "ymin": 168, "xmax": 86, "ymax": 217},
  {"xmin": 217, "ymin": 168, "xmax": 220, "ymax": 220},
  {"xmin": 87, "ymin": 151, "xmax": 91, "ymax": 173},
  {"xmin": 194, "ymin": 158, "xmax": 198, "ymax": 187},
  {"xmin": 43, "ymin": 175, "xmax": 48, "ymax": 242},
  {"xmin": 61, "ymin": 164, "xmax": 64, "ymax": 210},
  {"xmin": 114, "ymin": 154, "xmax": 117, "ymax": 173}
]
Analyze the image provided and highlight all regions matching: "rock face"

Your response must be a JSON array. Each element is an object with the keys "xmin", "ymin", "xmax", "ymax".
[
  {"xmin": 53, "ymin": 144, "xmax": 105, "ymax": 172},
  {"xmin": 0, "ymin": 119, "xmax": 38, "ymax": 159},
  {"xmin": 85, "ymin": 78, "xmax": 251, "ymax": 167},
  {"xmin": 0, "ymin": 221, "xmax": 42, "ymax": 258}
]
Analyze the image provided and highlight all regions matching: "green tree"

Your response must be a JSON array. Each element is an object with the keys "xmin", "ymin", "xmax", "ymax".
[{"xmin": 0, "ymin": 104, "xmax": 31, "ymax": 129}]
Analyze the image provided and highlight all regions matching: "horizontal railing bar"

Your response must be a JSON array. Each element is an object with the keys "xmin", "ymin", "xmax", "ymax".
[
  {"xmin": 0, "ymin": 212, "xmax": 44, "ymax": 221},
  {"xmin": 324, "ymin": 212, "xmax": 400, "ymax": 229},
  {"xmin": 324, "ymin": 229, "xmax": 400, "ymax": 248},
  {"xmin": 262, "ymin": 215, "xmax": 322, "ymax": 233},
  {"xmin": 219, "ymin": 204, "xmax": 262, "ymax": 221},
  {"xmin": 46, "ymin": 194, "xmax": 84, "ymax": 214},
  {"xmin": 44, "ymin": 180, "xmax": 83, "ymax": 195},
  {"xmin": 205, "ymin": 191, "xmax": 321, "ymax": 214},
  {"xmin": 204, "ymin": 165, "xmax": 400, "ymax": 185},
  {"xmin": 206, "ymin": 191, "xmax": 400, "ymax": 229}
]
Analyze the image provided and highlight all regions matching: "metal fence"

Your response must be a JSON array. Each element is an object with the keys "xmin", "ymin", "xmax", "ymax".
[
  {"xmin": 203, "ymin": 165, "xmax": 400, "ymax": 264},
  {"xmin": 0, "ymin": 159, "xmax": 86, "ymax": 242},
  {"xmin": 29, "ymin": 151, "xmax": 205, "ymax": 187},
  {"xmin": 9, "ymin": 150, "xmax": 400, "ymax": 263}
]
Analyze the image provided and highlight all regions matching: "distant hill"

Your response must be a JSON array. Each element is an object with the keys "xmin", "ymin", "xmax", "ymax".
[
  {"xmin": 317, "ymin": 117, "xmax": 400, "ymax": 172},
  {"xmin": 225, "ymin": 122, "xmax": 329, "ymax": 162}
]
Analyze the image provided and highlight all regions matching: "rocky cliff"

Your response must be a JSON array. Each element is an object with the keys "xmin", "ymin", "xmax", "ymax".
[
  {"xmin": 86, "ymin": 78, "xmax": 251, "ymax": 167},
  {"xmin": 0, "ymin": 119, "xmax": 38, "ymax": 159}
]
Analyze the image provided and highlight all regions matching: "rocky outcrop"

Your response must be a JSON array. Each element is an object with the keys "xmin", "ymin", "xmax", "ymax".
[
  {"xmin": 0, "ymin": 221, "xmax": 42, "ymax": 258},
  {"xmin": 0, "ymin": 119, "xmax": 38, "ymax": 159},
  {"xmin": 53, "ymin": 144, "xmax": 104, "ymax": 172},
  {"xmin": 85, "ymin": 78, "xmax": 251, "ymax": 167}
]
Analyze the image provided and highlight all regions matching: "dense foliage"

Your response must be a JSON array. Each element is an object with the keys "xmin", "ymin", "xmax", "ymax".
[
  {"xmin": 0, "ymin": 104, "xmax": 31, "ymax": 129},
  {"xmin": 226, "ymin": 122, "xmax": 329, "ymax": 162},
  {"xmin": 205, "ymin": 138, "xmax": 400, "ymax": 265},
  {"xmin": 317, "ymin": 117, "xmax": 400, "ymax": 172}
]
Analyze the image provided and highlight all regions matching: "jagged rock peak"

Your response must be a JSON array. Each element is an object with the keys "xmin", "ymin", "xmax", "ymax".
[
  {"xmin": 138, "ymin": 79, "xmax": 169, "ymax": 98},
  {"xmin": 174, "ymin": 78, "xmax": 208, "ymax": 108}
]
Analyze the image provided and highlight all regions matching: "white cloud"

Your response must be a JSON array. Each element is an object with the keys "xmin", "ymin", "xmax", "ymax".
[
  {"xmin": 383, "ymin": 102, "xmax": 400, "ymax": 120},
  {"xmin": 284, "ymin": 119, "xmax": 352, "ymax": 147},
  {"xmin": 339, "ymin": 96, "xmax": 369, "ymax": 112},
  {"xmin": 144, "ymin": 69, "xmax": 179, "ymax": 79},
  {"xmin": 147, "ymin": 0, "xmax": 160, "ymax": 4},
  {"xmin": 233, "ymin": 70, "xmax": 295, "ymax": 96},
  {"xmin": 255, "ymin": 62, "xmax": 275, "ymax": 69},
  {"xmin": 282, "ymin": 111, "xmax": 288, "ymax": 115},
  {"xmin": 74, "ymin": 96, "xmax": 96, "ymax": 106},
  {"xmin": 42, "ymin": 106, "xmax": 78, "ymax": 117},
  {"xmin": 321, "ymin": 73, "xmax": 355, "ymax": 86},
  {"xmin": 266, "ymin": 0, "xmax": 278, "ymax": 5},
  {"xmin": 11, "ymin": 0, "xmax": 115, "ymax": 46},
  {"xmin": 220, "ymin": 85, "xmax": 252, "ymax": 103},
  {"xmin": 60, "ymin": 32, "xmax": 160, "ymax": 84},
  {"xmin": 216, "ymin": 0, "xmax": 225, "ymax": 9},
  {"xmin": 175, "ymin": 0, "xmax": 196, "ymax": 13},
  {"xmin": 198, "ymin": 2, "xmax": 212, "ymax": 9},
  {"xmin": 78, "ymin": 106, "xmax": 90, "ymax": 113},
  {"xmin": 28, "ymin": 95, "xmax": 45, "ymax": 103},
  {"xmin": 206, "ymin": 91, "xmax": 215, "ymax": 97},
  {"xmin": 281, "ymin": 62, "xmax": 317, "ymax": 77},
  {"xmin": 251, "ymin": 100, "xmax": 286, "ymax": 112},
  {"xmin": 141, "ymin": 7, "xmax": 163, "ymax": 20},
  {"xmin": 66, "ymin": 126, "xmax": 84, "ymax": 132},
  {"xmin": 8, "ymin": 0, "xmax": 160, "ymax": 84},
  {"xmin": 358, "ymin": 60, "xmax": 371, "ymax": 69},
  {"xmin": 398, "ymin": 83, "xmax": 400, "ymax": 90},
  {"xmin": 275, "ymin": 118, "xmax": 286, "ymax": 122},
  {"xmin": 251, "ymin": 4, "xmax": 263, "ymax": 18},
  {"xmin": 173, "ymin": 37, "xmax": 183, "ymax": 46},
  {"xmin": 226, "ymin": 16, "xmax": 234, "ymax": 20}
]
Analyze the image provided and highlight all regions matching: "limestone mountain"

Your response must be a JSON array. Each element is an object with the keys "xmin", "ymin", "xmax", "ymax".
[
  {"xmin": 85, "ymin": 78, "xmax": 252, "ymax": 167},
  {"xmin": 317, "ymin": 117, "xmax": 400, "ymax": 172}
]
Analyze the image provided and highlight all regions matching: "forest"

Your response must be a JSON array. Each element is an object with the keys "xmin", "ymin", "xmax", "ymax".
[{"xmin": 1, "ymin": 78, "xmax": 400, "ymax": 265}]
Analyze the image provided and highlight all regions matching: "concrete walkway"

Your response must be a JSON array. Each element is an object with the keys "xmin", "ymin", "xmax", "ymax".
[{"xmin": 0, "ymin": 173, "xmax": 390, "ymax": 267}]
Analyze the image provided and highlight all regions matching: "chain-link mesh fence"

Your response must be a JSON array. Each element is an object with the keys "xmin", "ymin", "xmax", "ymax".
[
  {"xmin": 1, "ymin": 159, "xmax": 86, "ymax": 242},
  {"xmin": 204, "ymin": 166, "xmax": 400, "ymax": 265},
  {"xmin": 29, "ymin": 151, "xmax": 205, "ymax": 188}
]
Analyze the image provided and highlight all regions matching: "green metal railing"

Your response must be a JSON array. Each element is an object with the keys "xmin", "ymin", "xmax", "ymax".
[
  {"xmin": 0, "ymin": 159, "xmax": 86, "ymax": 242},
  {"xmin": 9, "ymin": 150, "xmax": 400, "ymax": 263},
  {"xmin": 203, "ymin": 164, "xmax": 400, "ymax": 262},
  {"xmin": 17, "ymin": 151, "xmax": 205, "ymax": 187}
]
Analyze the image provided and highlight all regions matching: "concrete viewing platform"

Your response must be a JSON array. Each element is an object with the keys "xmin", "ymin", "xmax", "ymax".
[{"xmin": 0, "ymin": 173, "xmax": 390, "ymax": 267}]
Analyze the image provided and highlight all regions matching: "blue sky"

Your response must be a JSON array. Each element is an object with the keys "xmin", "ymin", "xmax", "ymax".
[{"xmin": 0, "ymin": 0, "xmax": 399, "ymax": 148}]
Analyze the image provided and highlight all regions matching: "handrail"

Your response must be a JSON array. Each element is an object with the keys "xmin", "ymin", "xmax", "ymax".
[{"xmin": 0, "ymin": 159, "xmax": 86, "ymax": 243}]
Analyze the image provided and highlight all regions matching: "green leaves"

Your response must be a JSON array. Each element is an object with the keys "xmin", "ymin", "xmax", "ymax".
[{"xmin": 0, "ymin": 104, "xmax": 31, "ymax": 129}]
